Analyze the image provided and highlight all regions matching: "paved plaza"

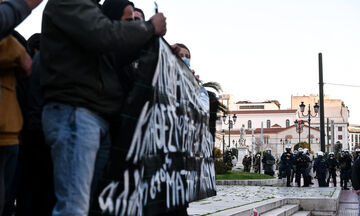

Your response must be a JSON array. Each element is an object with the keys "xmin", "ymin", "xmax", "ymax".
[{"xmin": 188, "ymin": 185, "xmax": 338, "ymax": 215}]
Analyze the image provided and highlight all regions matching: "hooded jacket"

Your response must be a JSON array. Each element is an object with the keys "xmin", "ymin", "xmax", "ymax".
[
  {"xmin": 40, "ymin": 0, "xmax": 156, "ymax": 119},
  {"xmin": 0, "ymin": 35, "xmax": 25, "ymax": 145}
]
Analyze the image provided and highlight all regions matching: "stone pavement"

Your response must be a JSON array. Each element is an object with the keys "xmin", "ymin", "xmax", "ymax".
[
  {"xmin": 338, "ymin": 190, "xmax": 359, "ymax": 216},
  {"xmin": 187, "ymin": 185, "xmax": 338, "ymax": 215}
]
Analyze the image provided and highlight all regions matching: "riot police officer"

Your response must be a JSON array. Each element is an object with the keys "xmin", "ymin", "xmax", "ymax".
[
  {"xmin": 304, "ymin": 148, "xmax": 313, "ymax": 185},
  {"xmin": 262, "ymin": 148, "xmax": 275, "ymax": 176},
  {"xmin": 279, "ymin": 145, "xmax": 294, "ymax": 187},
  {"xmin": 295, "ymin": 148, "xmax": 310, "ymax": 187},
  {"xmin": 339, "ymin": 149, "xmax": 352, "ymax": 190},
  {"xmin": 254, "ymin": 153, "xmax": 261, "ymax": 174},
  {"xmin": 326, "ymin": 152, "xmax": 338, "ymax": 187},
  {"xmin": 354, "ymin": 148, "xmax": 360, "ymax": 162},
  {"xmin": 314, "ymin": 151, "xmax": 329, "ymax": 187},
  {"xmin": 242, "ymin": 155, "xmax": 251, "ymax": 172}
]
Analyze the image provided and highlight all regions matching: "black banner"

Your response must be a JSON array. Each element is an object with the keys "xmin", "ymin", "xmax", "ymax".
[{"xmin": 90, "ymin": 38, "xmax": 216, "ymax": 216}]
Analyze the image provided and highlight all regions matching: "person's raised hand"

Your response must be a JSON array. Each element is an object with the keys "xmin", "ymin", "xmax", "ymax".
[
  {"xmin": 150, "ymin": 13, "xmax": 166, "ymax": 36},
  {"xmin": 24, "ymin": 0, "xmax": 43, "ymax": 10},
  {"xmin": 171, "ymin": 44, "xmax": 181, "ymax": 56}
]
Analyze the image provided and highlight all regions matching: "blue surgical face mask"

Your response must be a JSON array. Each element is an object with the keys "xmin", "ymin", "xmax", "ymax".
[{"xmin": 182, "ymin": 57, "xmax": 190, "ymax": 67}]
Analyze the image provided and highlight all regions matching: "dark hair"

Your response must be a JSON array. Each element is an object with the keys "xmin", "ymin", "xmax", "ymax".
[
  {"xmin": 102, "ymin": 0, "xmax": 134, "ymax": 21},
  {"xmin": 134, "ymin": 8, "xmax": 145, "ymax": 20},
  {"xmin": 176, "ymin": 43, "xmax": 191, "ymax": 58},
  {"xmin": 27, "ymin": 33, "xmax": 41, "ymax": 57}
]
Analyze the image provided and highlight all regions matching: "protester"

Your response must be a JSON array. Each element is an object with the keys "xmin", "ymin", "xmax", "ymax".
[
  {"xmin": 313, "ymin": 151, "xmax": 328, "ymax": 187},
  {"xmin": 351, "ymin": 155, "xmax": 360, "ymax": 216},
  {"xmin": 134, "ymin": 7, "xmax": 145, "ymax": 21},
  {"xmin": 40, "ymin": 0, "xmax": 167, "ymax": 214},
  {"xmin": 0, "ymin": 35, "xmax": 31, "ymax": 215},
  {"xmin": 0, "ymin": 0, "xmax": 42, "ymax": 39}
]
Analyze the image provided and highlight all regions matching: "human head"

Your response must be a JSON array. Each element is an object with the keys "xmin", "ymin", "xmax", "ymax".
[
  {"xmin": 344, "ymin": 149, "xmax": 350, "ymax": 155},
  {"xmin": 102, "ymin": 0, "xmax": 134, "ymax": 21},
  {"xmin": 356, "ymin": 148, "xmax": 360, "ymax": 155},
  {"xmin": 285, "ymin": 145, "xmax": 291, "ymax": 153},
  {"xmin": 298, "ymin": 148, "xmax": 303, "ymax": 154},
  {"xmin": 266, "ymin": 148, "xmax": 271, "ymax": 155},
  {"xmin": 134, "ymin": 8, "xmax": 145, "ymax": 21},
  {"xmin": 317, "ymin": 151, "xmax": 324, "ymax": 157},
  {"xmin": 294, "ymin": 150, "xmax": 298, "ymax": 155},
  {"xmin": 27, "ymin": 33, "xmax": 41, "ymax": 57},
  {"xmin": 175, "ymin": 43, "xmax": 191, "ymax": 67},
  {"xmin": 329, "ymin": 152, "xmax": 334, "ymax": 157}
]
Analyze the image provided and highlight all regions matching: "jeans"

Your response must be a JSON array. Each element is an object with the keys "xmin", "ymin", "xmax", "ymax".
[
  {"xmin": 42, "ymin": 102, "xmax": 110, "ymax": 216},
  {"xmin": 358, "ymin": 194, "xmax": 360, "ymax": 216}
]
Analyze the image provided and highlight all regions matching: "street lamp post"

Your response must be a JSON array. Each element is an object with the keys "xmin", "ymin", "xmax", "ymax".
[
  {"xmin": 222, "ymin": 129, "xmax": 225, "ymax": 162},
  {"xmin": 299, "ymin": 102, "xmax": 319, "ymax": 152},
  {"xmin": 280, "ymin": 138, "xmax": 288, "ymax": 153},
  {"xmin": 222, "ymin": 113, "xmax": 237, "ymax": 152},
  {"xmin": 294, "ymin": 120, "xmax": 305, "ymax": 144}
]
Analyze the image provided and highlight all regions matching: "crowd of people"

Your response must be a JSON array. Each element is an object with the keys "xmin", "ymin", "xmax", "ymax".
[
  {"xmin": 0, "ymin": 0, "xmax": 215, "ymax": 215},
  {"xmin": 242, "ymin": 146, "xmax": 360, "ymax": 190}
]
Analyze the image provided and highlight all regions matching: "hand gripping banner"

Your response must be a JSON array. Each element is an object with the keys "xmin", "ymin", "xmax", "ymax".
[{"xmin": 90, "ymin": 38, "xmax": 216, "ymax": 216}]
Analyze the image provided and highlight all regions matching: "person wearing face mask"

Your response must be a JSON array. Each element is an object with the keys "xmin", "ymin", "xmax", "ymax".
[
  {"xmin": 326, "ymin": 152, "xmax": 338, "ymax": 187},
  {"xmin": 172, "ymin": 43, "xmax": 209, "ymax": 112}
]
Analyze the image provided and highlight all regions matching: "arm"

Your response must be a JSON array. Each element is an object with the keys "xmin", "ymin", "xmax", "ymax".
[
  {"xmin": 0, "ymin": 0, "xmax": 31, "ymax": 40},
  {"xmin": 45, "ymin": 0, "xmax": 162, "ymax": 52}
]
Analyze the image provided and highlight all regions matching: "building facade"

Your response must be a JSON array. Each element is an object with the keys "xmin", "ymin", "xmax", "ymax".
[
  {"xmin": 348, "ymin": 125, "xmax": 360, "ymax": 151},
  {"xmin": 291, "ymin": 94, "xmax": 350, "ymax": 149}
]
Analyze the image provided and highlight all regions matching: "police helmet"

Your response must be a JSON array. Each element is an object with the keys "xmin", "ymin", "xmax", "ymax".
[
  {"xmin": 298, "ymin": 148, "xmax": 304, "ymax": 153},
  {"xmin": 303, "ymin": 148, "xmax": 309, "ymax": 154},
  {"xmin": 329, "ymin": 152, "xmax": 335, "ymax": 156},
  {"xmin": 317, "ymin": 151, "xmax": 324, "ymax": 156},
  {"xmin": 294, "ymin": 150, "xmax": 298, "ymax": 154},
  {"xmin": 356, "ymin": 148, "xmax": 360, "ymax": 153}
]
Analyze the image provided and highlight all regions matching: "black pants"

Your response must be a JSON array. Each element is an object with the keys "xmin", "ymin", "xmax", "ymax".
[
  {"xmin": 327, "ymin": 169, "xmax": 337, "ymax": 186},
  {"xmin": 14, "ymin": 130, "xmax": 56, "ymax": 216},
  {"xmin": 296, "ymin": 168, "xmax": 308, "ymax": 187}
]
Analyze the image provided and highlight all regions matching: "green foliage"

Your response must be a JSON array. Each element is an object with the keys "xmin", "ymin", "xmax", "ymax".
[
  {"xmin": 202, "ymin": 81, "xmax": 223, "ymax": 93},
  {"xmin": 215, "ymin": 160, "xmax": 232, "ymax": 174},
  {"xmin": 294, "ymin": 142, "xmax": 308, "ymax": 150},
  {"xmin": 214, "ymin": 147, "xmax": 222, "ymax": 159},
  {"xmin": 216, "ymin": 171, "xmax": 274, "ymax": 180}
]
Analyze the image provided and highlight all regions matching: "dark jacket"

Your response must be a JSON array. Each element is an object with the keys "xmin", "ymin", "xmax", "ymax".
[
  {"xmin": 0, "ymin": 0, "xmax": 30, "ymax": 40},
  {"xmin": 40, "ymin": 0, "xmax": 155, "ymax": 119},
  {"xmin": 27, "ymin": 52, "xmax": 43, "ymax": 131},
  {"xmin": 313, "ymin": 156, "xmax": 328, "ymax": 174},
  {"xmin": 352, "ymin": 158, "xmax": 360, "ymax": 190}
]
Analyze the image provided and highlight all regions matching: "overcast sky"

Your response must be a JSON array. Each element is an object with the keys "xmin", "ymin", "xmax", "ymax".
[{"xmin": 16, "ymin": 0, "xmax": 360, "ymax": 124}]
